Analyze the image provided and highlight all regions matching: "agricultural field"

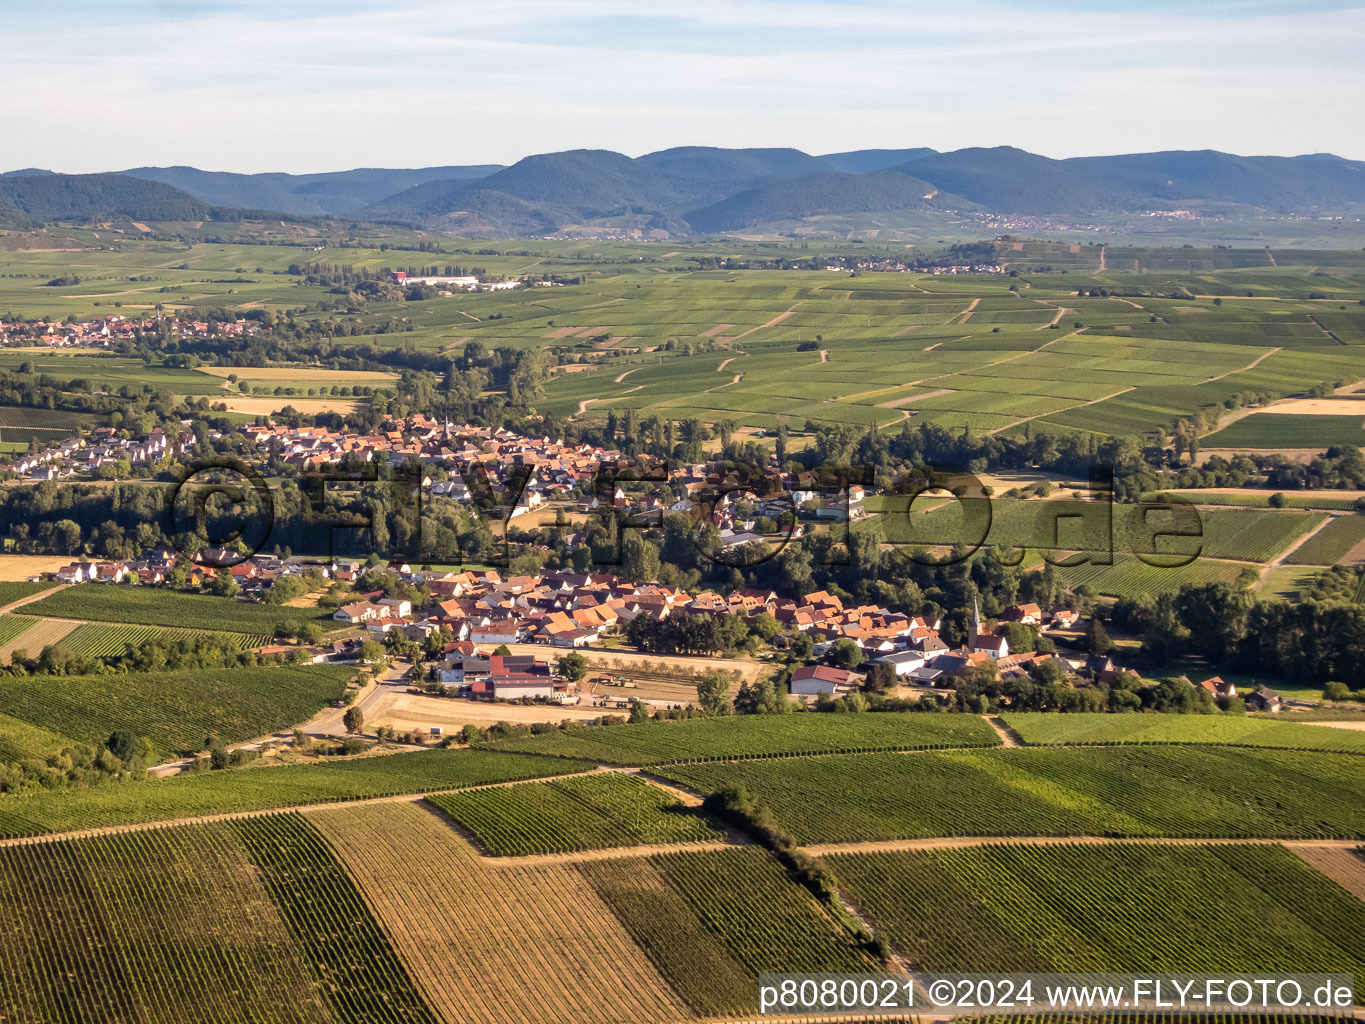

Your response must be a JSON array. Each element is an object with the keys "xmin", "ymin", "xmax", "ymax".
[
  {"xmin": 0, "ymin": 614, "xmax": 34, "ymax": 649},
  {"xmin": 1003, "ymin": 712, "xmax": 1365, "ymax": 753},
  {"xmin": 657, "ymin": 746, "xmax": 1365, "ymax": 843},
  {"xmin": 1203, "ymin": 413, "xmax": 1365, "ymax": 448},
  {"xmin": 831, "ymin": 843, "xmax": 1365, "ymax": 973},
  {"xmin": 0, "ymin": 748, "xmax": 591, "ymax": 839},
  {"xmin": 427, "ymin": 771, "xmax": 722, "ymax": 855},
  {"xmin": 315, "ymin": 799, "xmax": 882, "ymax": 1021},
  {"xmin": 0, "ymin": 710, "xmax": 72, "ymax": 763},
  {"xmin": 309, "ymin": 800, "xmax": 696, "ymax": 1024},
  {"xmin": 0, "ymin": 664, "xmax": 351, "ymax": 757},
  {"xmin": 0, "ymin": 814, "xmax": 435, "ymax": 1024},
  {"xmin": 17, "ymin": 585, "xmax": 338, "ymax": 635},
  {"xmin": 1285, "ymin": 514, "xmax": 1365, "ymax": 565},
  {"xmin": 52, "ymin": 621, "xmax": 270, "ymax": 657},
  {"xmin": 480, "ymin": 710, "xmax": 1000, "ymax": 765},
  {"xmin": 0, "ymin": 582, "xmax": 54, "ymax": 607},
  {"xmin": 868, "ymin": 497, "xmax": 1325, "ymax": 564}
]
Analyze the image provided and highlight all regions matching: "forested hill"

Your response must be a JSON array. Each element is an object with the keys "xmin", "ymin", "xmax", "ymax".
[
  {"xmin": 6, "ymin": 145, "xmax": 1365, "ymax": 235},
  {"xmin": 0, "ymin": 172, "xmax": 210, "ymax": 222}
]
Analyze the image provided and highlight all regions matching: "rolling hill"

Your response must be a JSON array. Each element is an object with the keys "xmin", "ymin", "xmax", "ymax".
[
  {"xmin": 5, "ymin": 144, "xmax": 1364, "ymax": 236},
  {"xmin": 120, "ymin": 164, "xmax": 504, "ymax": 216},
  {"xmin": 0, "ymin": 172, "xmax": 210, "ymax": 222}
]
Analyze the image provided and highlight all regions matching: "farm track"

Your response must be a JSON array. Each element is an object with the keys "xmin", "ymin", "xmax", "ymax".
[
  {"xmin": 1255, "ymin": 513, "xmax": 1339, "ymax": 590},
  {"xmin": 0, "ymin": 582, "xmax": 64, "ymax": 615},
  {"xmin": 1204, "ymin": 346, "xmax": 1283, "ymax": 383},
  {"xmin": 984, "ymin": 715, "xmax": 1023, "ymax": 748},
  {"xmin": 730, "ymin": 304, "xmax": 802, "ymax": 339}
]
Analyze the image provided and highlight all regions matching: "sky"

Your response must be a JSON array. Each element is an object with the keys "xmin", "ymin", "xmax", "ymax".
[{"xmin": 4, "ymin": 0, "xmax": 1363, "ymax": 173}]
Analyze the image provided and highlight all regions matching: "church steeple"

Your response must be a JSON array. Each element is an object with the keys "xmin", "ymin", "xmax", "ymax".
[{"xmin": 970, "ymin": 596, "xmax": 982, "ymax": 644}]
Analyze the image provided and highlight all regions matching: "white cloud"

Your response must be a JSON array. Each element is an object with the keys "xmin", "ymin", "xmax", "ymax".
[{"xmin": 1, "ymin": 0, "xmax": 1361, "ymax": 171}]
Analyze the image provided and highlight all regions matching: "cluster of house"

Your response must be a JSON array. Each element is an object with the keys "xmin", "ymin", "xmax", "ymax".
[
  {"xmin": 1193, "ymin": 674, "xmax": 1283, "ymax": 712},
  {"xmin": 786, "ymin": 598, "xmax": 1089, "ymax": 699},
  {"xmin": 2, "ymin": 427, "xmax": 195, "ymax": 480},
  {"xmin": 0, "ymin": 314, "xmax": 262, "ymax": 349},
  {"xmin": 385, "ymin": 272, "xmax": 521, "ymax": 292},
  {"xmin": 240, "ymin": 419, "xmax": 616, "ymax": 514}
]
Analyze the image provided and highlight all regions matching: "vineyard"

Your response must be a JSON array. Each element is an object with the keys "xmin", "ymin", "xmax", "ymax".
[
  {"xmin": 0, "ymin": 710, "xmax": 71, "ymax": 763},
  {"xmin": 481, "ymin": 711, "xmax": 999, "ymax": 765},
  {"xmin": 0, "ymin": 582, "xmax": 52, "ymax": 607},
  {"xmin": 0, "ymin": 815, "xmax": 434, "ymax": 1023},
  {"xmin": 51, "ymin": 622, "xmax": 270, "ymax": 657},
  {"xmin": 0, "ymin": 748, "xmax": 590, "ymax": 839},
  {"xmin": 17, "ymin": 585, "xmax": 339, "ymax": 635},
  {"xmin": 309, "ymin": 801, "xmax": 694, "ymax": 1024},
  {"xmin": 229, "ymin": 814, "xmax": 437, "ymax": 1023},
  {"xmin": 657, "ymin": 746, "xmax": 1365, "ymax": 843},
  {"xmin": 0, "ymin": 663, "xmax": 351, "ymax": 757},
  {"xmin": 1203, "ymin": 413, "xmax": 1365, "ymax": 448},
  {"xmin": 0, "ymin": 614, "xmax": 34, "ymax": 649},
  {"xmin": 427, "ymin": 772, "xmax": 722, "ymax": 855},
  {"xmin": 831, "ymin": 843, "xmax": 1365, "ymax": 973},
  {"xmin": 1003, "ymin": 712, "xmax": 1365, "ymax": 753},
  {"xmin": 1285, "ymin": 514, "xmax": 1365, "ymax": 565}
]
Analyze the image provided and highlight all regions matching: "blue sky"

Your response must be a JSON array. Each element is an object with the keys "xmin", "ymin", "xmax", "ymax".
[{"xmin": 4, "ymin": 0, "xmax": 1362, "ymax": 172}]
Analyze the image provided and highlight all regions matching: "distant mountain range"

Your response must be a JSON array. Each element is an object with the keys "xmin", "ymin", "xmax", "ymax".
[{"xmin": 4, "ymin": 145, "xmax": 1364, "ymax": 236}]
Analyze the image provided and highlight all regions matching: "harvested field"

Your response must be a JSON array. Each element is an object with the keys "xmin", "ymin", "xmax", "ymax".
[
  {"xmin": 1291, "ymin": 845, "xmax": 1365, "ymax": 901},
  {"xmin": 308, "ymin": 801, "xmax": 691, "ymax": 1024},
  {"xmin": 196, "ymin": 366, "xmax": 398, "ymax": 383},
  {"xmin": 375, "ymin": 693, "xmax": 610, "ymax": 735},
  {"xmin": 0, "ymin": 555, "xmax": 70, "ymax": 582},
  {"xmin": 499, "ymin": 642, "xmax": 768, "ymax": 683},
  {"xmin": 215, "ymin": 396, "xmax": 362, "ymax": 415}
]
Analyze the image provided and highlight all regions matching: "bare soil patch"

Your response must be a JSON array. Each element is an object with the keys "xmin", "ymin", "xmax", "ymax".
[
  {"xmin": 0, "ymin": 555, "xmax": 70, "ymax": 581},
  {"xmin": 215, "ymin": 396, "xmax": 361, "ymax": 415},
  {"xmin": 1, "ymin": 617, "xmax": 78, "ymax": 665},
  {"xmin": 1259, "ymin": 399, "xmax": 1365, "ymax": 416}
]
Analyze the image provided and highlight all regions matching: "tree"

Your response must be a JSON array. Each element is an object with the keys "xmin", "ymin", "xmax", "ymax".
[
  {"xmin": 696, "ymin": 670, "xmax": 731, "ymax": 716},
  {"xmin": 1323, "ymin": 680, "xmax": 1353, "ymax": 702},
  {"xmin": 829, "ymin": 638, "xmax": 863, "ymax": 670},
  {"xmin": 787, "ymin": 631, "xmax": 815, "ymax": 661},
  {"xmin": 343, "ymin": 706, "xmax": 365, "ymax": 735},
  {"xmin": 358, "ymin": 640, "xmax": 387, "ymax": 666},
  {"xmin": 1083, "ymin": 616, "xmax": 1113, "ymax": 656},
  {"xmin": 106, "ymin": 730, "xmax": 147, "ymax": 765},
  {"xmin": 628, "ymin": 698, "xmax": 650, "ymax": 723},
  {"xmin": 557, "ymin": 651, "xmax": 587, "ymax": 683}
]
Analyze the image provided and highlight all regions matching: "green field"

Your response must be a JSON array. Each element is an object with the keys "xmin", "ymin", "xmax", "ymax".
[
  {"xmin": 1003, "ymin": 712, "xmax": 1365, "ymax": 753},
  {"xmin": 0, "ymin": 748, "xmax": 590, "ymax": 839},
  {"xmin": 657, "ymin": 746, "xmax": 1365, "ymax": 843},
  {"xmin": 831, "ymin": 843, "xmax": 1365, "ymax": 972},
  {"xmin": 53, "ymin": 621, "xmax": 271, "ymax": 657},
  {"xmin": 583, "ymin": 844, "xmax": 874, "ymax": 1016},
  {"xmin": 0, "ymin": 710, "xmax": 72, "ymax": 763},
  {"xmin": 0, "ymin": 664, "xmax": 350, "ymax": 757},
  {"xmin": 18, "ymin": 586, "xmax": 338, "ymax": 635},
  {"xmin": 0, "ymin": 614, "xmax": 35, "ymax": 649},
  {"xmin": 1285, "ymin": 514, "xmax": 1365, "ymax": 565},
  {"xmin": 1203, "ymin": 413, "xmax": 1365, "ymax": 448},
  {"xmin": 0, "ymin": 582, "xmax": 54, "ymax": 606},
  {"xmin": 429, "ymin": 772, "xmax": 722, "ymax": 855},
  {"xmin": 869, "ymin": 498, "xmax": 1325, "ymax": 564},
  {"xmin": 480, "ymin": 711, "xmax": 1000, "ymax": 765}
]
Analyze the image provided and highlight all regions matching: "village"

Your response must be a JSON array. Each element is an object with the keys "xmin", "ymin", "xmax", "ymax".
[{"xmin": 2, "ymin": 412, "xmax": 1291, "ymax": 724}]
